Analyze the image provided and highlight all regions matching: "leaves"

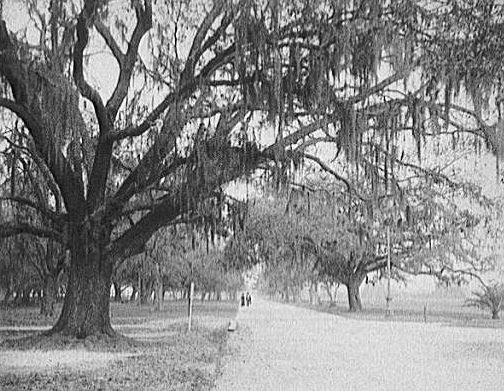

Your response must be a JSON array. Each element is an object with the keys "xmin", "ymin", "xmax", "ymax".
[{"xmin": 465, "ymin": 282, "xmax": 504, "ymax": 319}]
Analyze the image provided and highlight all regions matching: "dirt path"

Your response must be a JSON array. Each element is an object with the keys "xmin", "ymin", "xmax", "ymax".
[{"xmin": 214, "ymin": 297, "xmax": 504, "ymax": 391}]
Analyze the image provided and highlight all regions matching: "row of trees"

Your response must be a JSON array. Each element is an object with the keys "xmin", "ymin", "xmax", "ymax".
[
  {"xmin": 0, "ymin": 221, "xmax": 243, "ymax": 313},
  {"xmin": 227, "ymin": 177, "xmax": 500, "ymax": 312},
  {"xmin": 1, "ymin": 0, "xmax": 504, "ymax": 337},
  {"xmin": 113, "ymin": 225, "xmax": 243, "ymax": 307}
]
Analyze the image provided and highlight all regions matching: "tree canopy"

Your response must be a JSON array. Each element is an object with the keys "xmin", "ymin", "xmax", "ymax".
[{"xmin": 1, "ymin": 0, "xmax": 504, "ymax": 335}]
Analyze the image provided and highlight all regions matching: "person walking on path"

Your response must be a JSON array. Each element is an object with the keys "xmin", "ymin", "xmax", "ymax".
[
  {"xmin": 246, "ymin": 292, "xmax": 252, "ymax": 307},
  {"xmin": 240, "ymin": 292, "xmax": 245, "ymax": 307}
]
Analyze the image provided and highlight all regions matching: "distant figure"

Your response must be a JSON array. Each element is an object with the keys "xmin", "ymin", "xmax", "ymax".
[
  {"xmin": 246, "ymin": 292, "xmax": 252, "ymax": 307},
  {"xmin": 240, "ymin": 292, "xmax": 245, "ymax": 307}
]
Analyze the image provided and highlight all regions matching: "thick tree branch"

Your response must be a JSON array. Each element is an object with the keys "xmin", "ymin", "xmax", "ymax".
[
  {"xmin": 74, "ymin": 1, "xmax": 116, "ymax": 212},
  {"xmin": 94, "ymin": 19, "xmax": 125, "ymax": 65},
  {"xmin": 73, "ymin": 2, "xmax": 108, "ymax": 131},
  {"xmin": 262, "ymin": 120, "xmax": 329, "ymax": 158},
  {"xmin": 180, "ymin": 1, "xmax": 224, "ymax": 84},
  {"xmin": 105, "ymin": 0, "xmax": 152, "ymax": 119},
  {"xmin": 27, "ymin": 143, "xmax": 63, "ymax": 212},
  {"xmin": 109, "ymin": 105, "xmax": 188, "ymax": 215},
  {"xmin": 364, "ymin": 255, "xmax": 388, "ymax": 273},
  {"xmin": 304, "ymin": 153, "xmax": 352, "ymax": 194},
  {"xmin": 85, "ymin": 2, "xmax": 153, "ymax": 213},
  {"xmin": 348, "ymin": 65, "xmax": 417, "ymax": 104},
  {"xmin": 109, "ymin": 44, "xmax": 236, "ymax": 140},
  {"xmin": 0, "ymin": 99, "xmax": 84, "ymax": 218},
  {"xmin": 108, "ymin": 142, "xmax": 264, "ymax": 261},
  {"xmin": 394, "ymin": 262, "xmax": 488, "ymax": 289}
]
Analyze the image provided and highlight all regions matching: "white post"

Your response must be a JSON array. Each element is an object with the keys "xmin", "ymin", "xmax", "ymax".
[
  {"xmin": 385, "ymin": 225, "xmax": 392, "ymax": 317},
  {"xmin": 188, "ymin": 282, "xmax": 195, "ymax": 332}
]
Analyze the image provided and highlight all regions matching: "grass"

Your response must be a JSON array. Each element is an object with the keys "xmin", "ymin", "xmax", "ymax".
[
  {"xmin": 296, "ymin": 292, "xmax": 504, "ymax": 329},
  {"xmin": 0, "ymin": 299, "xmax": 238, "ymax": 391}
]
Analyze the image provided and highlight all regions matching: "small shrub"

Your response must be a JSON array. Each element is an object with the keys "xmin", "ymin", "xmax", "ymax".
[{"xmin": 465, "ymin": 283, "xmax": 504, "ymax": 320}]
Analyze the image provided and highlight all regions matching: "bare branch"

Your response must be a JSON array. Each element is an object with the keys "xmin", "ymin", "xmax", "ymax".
[
  {"xmin": 105, "ymin": 0, "xmax": 152, "ymax": 119},
  {"xmin": 110, "ymin": 43, "xmax": 236, "ymax": 141},
  {"xmin": 303, "ymin": 153, "xmax": 353, "ymax": 194},
  {"xmin": 348, "ymin": 63, "xmax": 418, "ymax": 104},
  {"xmin": 94, "ymin": 19, "xmax": 125, "ymax": 64},
  {"xmin": 73, "ymin": 1, "xmax": 108, "ymax": 130},
  {"xmin": 110, "ymin": 106, "xmax": 187, "ymax": 212},
  {"xmin": 395, "ymin": 262, "xmax": 488, "ymax": 289},
  {"xmin": 180, "ymin": 1, "xmax": 224, "ymax": 83},
  {"xmin": 0, "ymin": 98, "xmax": 41, "ymax": 134},
  {"xmin": 263, "ymin": 119, "xmax": 329, "ymax": 158}
]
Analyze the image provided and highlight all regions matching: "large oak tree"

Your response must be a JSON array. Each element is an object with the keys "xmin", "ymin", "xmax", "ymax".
[
  {"xmin": 0, "ymin": 0, "xmax": 401, "ymax": 337},
  {"xmin": 2, "ymin": 0, "xmax": 500, "ymax": 337}
]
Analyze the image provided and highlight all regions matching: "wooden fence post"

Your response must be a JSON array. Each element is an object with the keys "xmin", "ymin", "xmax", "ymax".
[{"xmin": 188, "ymin": 282, "xmax": 195, "ymax": 332}]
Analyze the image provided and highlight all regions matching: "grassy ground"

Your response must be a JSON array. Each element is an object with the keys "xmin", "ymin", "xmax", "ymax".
[
  {"xmin": 0, "ymin": 300, "xmax": 238, "ymax": 391},
  {"xmin": 295, "ymin": 293, "xmax": 504, "ymax": 329}
]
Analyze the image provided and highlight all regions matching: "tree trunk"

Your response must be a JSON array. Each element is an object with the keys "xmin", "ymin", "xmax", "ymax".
[
  {"xmin": 346, "ymin": 277, "xmax": 363, "ymax": 312},
  {"xmin": 2, "ymin": 285, "xmax": 12, "ymax": 305},
  {"xmin": 49, "ymin": 234, "xmax": 115, "ymax": 338},
  {"xmin": 40, "ymin": 274, "xmax": 57, "ymax": 317},
  {"xmin": 324, "ymin": 282, "xmax": 337, "ymax": 306},
  {"xmin": 309, "ymin": 281, "xmax": 320, "ymax": 305},
  {"xmin": 113, "ymin": 282, "xmax": 122, "ymax": 302},
  {"xmin": 130, "ymin": 285, "xmax": 137, "ymax": 301},
  {"xmin": 153, "ymin": 263, "xmax": 163, "ymax": 311},
  {"xmin": 18, "ymin": 288, "xmax": 31, "ymax": 306},
  {"xmin": 141, "ymin": 278, "xmax": 154, "ymax": 304},
  {"xmin": 492, "ymin": 309, "xmax": 500, "ymax": 320}
]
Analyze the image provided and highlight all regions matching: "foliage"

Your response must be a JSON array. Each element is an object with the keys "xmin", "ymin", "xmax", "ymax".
[
  {"xmin": 465, "ymin": 282, "xmax": 504, "ymax": 320},
  {"xmin": 231, "ymin": 170, "xmax": 499, "ymax": 310},
  {"xmin": 114, "ymin": 224, "xmax": 244, "ymax": 303}
]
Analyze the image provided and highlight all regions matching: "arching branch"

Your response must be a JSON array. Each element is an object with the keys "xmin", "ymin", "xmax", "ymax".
[
  {"xmin": 109, "ymin": 43, "xmax": 236, "ymax": 140},
  {"xmin": 180, "ymin": 1, "xmax": 225, "ymax": 83},
  {"xmin": 73, "ymin": 1, "xmax": 108, "ymax": 131},
  {"xmin": 105, "ymin": 0, "xmax": 152, "ymax": 119},
  {"xmin": 94, "ymin": 20, "xmax": 124, "ymax": 65},
  {"xmin": 108, "ymin": 142, "xmax": 266, "ymax": 261},
  {"xmin": 303, "ymin": 153, "xmax": 356, "ymax": 197}
]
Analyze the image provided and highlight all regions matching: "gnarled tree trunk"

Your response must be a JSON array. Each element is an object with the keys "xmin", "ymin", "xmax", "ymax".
[
  {"xmin": 49, "ymin": 229, "xmax": 115, "ymax": 338},
  {"xmin": 345, "ymin": 275, "xmax": 365, "ymax": 312}
]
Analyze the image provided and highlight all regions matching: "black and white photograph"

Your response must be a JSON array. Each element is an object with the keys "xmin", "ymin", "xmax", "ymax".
[{"xmin": 1, "ymin": 0, "xmax": 504, "ymax": 389}]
